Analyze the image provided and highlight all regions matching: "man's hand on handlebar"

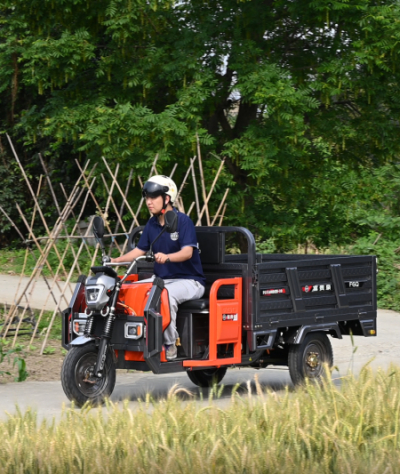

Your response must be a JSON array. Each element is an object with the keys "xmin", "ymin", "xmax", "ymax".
[{"xmin": 154, "ymin": 253, "xmax": 170, "ymax": 264}]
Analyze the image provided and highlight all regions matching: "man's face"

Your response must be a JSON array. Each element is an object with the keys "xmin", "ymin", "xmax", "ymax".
[{"xmin": 145, "ymin": 195, "xmax": 164, "ymax": 215}]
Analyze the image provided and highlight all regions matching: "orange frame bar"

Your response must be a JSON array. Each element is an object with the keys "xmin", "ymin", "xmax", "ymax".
[{"xmin": 184, "ymin": 277, "xmax": 243, "ymax": 368}]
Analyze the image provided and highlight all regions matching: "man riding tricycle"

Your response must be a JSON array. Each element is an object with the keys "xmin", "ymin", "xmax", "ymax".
[{"xmin": 61, "ymin": 175, "xmax": 377, "ymax": 406}]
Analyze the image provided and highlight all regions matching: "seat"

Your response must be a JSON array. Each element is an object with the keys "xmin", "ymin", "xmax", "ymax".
[{"xmin": 178, "ymin": 298, "xmax": 209, "ymax": 311}]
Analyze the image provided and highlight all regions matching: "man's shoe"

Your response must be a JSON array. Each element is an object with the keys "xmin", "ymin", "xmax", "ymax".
[{"xmin": 165, "ymin": 344, "xmax": 177, "ymax": 360}]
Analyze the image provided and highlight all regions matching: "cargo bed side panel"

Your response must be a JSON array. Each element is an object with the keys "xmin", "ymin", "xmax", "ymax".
[{"xmin": 249, "ymin": 255, "xmax": 377, "ymax": 332}]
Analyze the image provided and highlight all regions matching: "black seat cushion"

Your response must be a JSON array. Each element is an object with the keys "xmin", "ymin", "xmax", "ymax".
[{"xmin": 178, "ymin": 298, "xmax": 209, "ymax": 311}]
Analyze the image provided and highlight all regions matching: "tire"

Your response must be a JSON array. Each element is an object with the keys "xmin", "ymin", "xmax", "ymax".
[
  {"xmin": 187, "ymin": 367, "xmax": 228, "ymax": 388},
  {"xmin": 61, "ymin": 343, "xmax": 116, "ymax": 407},
  {"xmin": 288, "ymin": 332, "xmax": 333, "ymax": 386}
]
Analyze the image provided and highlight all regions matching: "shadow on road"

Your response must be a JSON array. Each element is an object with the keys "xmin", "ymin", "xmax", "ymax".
[{"xmin": 111, "ymin": 368, "xmax": 294, "ymax": 404}]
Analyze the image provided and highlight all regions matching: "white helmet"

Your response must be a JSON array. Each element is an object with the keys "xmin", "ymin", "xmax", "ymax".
[{"xmin": 142, "ymin": 175, "xmax": 177, "ymax": 203}]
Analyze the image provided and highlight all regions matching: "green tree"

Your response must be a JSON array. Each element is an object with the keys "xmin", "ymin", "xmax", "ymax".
[{"xmin": 1, "ymin": 0, "xmax": 400, "ymax": 248}]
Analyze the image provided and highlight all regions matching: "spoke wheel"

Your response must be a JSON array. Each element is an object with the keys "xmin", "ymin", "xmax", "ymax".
[
  {"xmin": 61, "ymin": 343, "xmax": 116, "ymax": 407},
  {"xmin": 187, "ymin": 367, "xmax": 227, "ymax": 388},
  {"xmin": 288, "ymin": 332, "xmax": 333, "ymax": 386}
]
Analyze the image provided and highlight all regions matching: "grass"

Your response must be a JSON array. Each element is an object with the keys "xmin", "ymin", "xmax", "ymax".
[
  {"xmin": 0, "ymin": 307, "xmax": 62, "ymax": 341},
  {"xmin": 1, "ymin": 365, "xmax": 400, "ymax": 473}
]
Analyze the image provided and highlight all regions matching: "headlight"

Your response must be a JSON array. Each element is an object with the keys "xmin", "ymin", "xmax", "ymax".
[
  {"xmin": 86, "ymin": 287, "xmax": 101, "ymax": 302},
  {"xmin": 125, "ymin": 322, "xmax": 143, "ymax": 340}
]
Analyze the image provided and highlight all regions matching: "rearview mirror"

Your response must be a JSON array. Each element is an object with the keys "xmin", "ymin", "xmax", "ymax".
[
  {"xmin": 164, "ymin": 211, "xmax": 178, "ymax": 233},
  {"xmin": 92, "ymin": 216, "xmax": 105, "ymax": 239}
]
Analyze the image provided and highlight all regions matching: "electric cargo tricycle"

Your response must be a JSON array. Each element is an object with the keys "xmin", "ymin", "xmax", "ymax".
[{"xmin": 61, "ymin": 213, "xmax": 377, "ymax": 406}]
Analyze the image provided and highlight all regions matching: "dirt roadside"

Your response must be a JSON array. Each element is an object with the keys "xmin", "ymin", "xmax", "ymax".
[{"xmin": 0, "ymin": 339, "xmax": 65, "ymax": 383}]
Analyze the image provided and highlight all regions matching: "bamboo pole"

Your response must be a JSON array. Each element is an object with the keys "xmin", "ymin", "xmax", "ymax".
[
  {"xmin": 15, "ymin": 203, "xmax": 70, "ymax": 305},
  {"xmin": 59, "ymin": 163, "xmax": 98, "ymax": 219},
  {"xmin": 40, "ymin": 240, "xmax": 86, "ymax": 354},
  {"xmin": 101, "ymin": 157, "xmax": 140, "ymax": 227},
  {"xmin": 196, "ymin": 134, "xmax": 211, "ymax": 225},
  {"xmin": 196, "ymin": 158, "xmax": 225, "ymax": 225},
  {"xmin": 39, "ymin": 153, "xmax": 83, "ymax": 274},
  {"xmin": 175, "ymin": 196, "xmax": 185, "ymax": 213},
  {"xmin": 7, "ymin": 135, "xmax": 74, "ymax": 285},
  {"xmin": 187, "ymin": 201, "xmax": 196, "ymax": 219},
  {"xmin": 211, "ymin": 188, "xmax": 230, "ymax": 226},
  {"xmin": 104, "ymin": 163, "xmax": 120, "ymax": 220},
  {"xmin": 190, "ymin": 157, "xmax": 201, "ymax": 222},
  {"xmin": 24, "ymin": 175, "xmax": 45, "ymax": 306},
  {"xmin": 149, "ymin": 153, "xmax": 159, "ymax": 177},
  {"xmin": 29, "ymin": 177, "xmax": 97, "ymax": 345},
  {"xmin": 113, "ymin": 168, "xmax": 133, "ymax": 235},
  {"xmin": 109, "ymin": 169, "xmax": 133, "ymax": 255},
  {"xmin": 3, "ymin": 161, "xmax": 93, "ymax": 331},
  {"xmin": 38, "ymin": 190, "xmax": 98, "ymax": 352},
  {"xmin": 75, "ymin": 159, "xmax": 122, "ymax": 252},
  {"xmin": 218, "ymin": 203, "xmax": 227, "ymax": 226},
  {"xmin": 39, "ymin": 210, "xmax": 98, "ymax": 353},
  {"xmin": 11, "ymin": 305, "xmax": 27, "ymax": 348},
  {"xmin": 59, "ymin": 183, "xmax": 93, "ymax": 260},
  {"xmin": 176, "ymin": 157, "xmax": 196, "ymax": 203},
  {"xmin": 101, "ymin": 174, "xmax": 128, "ymax": 233},
  {"xmin": 170, "ymin": 162, "xmax": 178, "ymax": 179},
  {"xmin": 24, "ymin": 232, "xmax": 129, "ymax": 243},
  {"xmin": 0, "ymin": 207, "xmax": 64, "ymax": 337},
  {"xmin": 12, "ymin": 175, "xmax": 43, "ymax": 314}
]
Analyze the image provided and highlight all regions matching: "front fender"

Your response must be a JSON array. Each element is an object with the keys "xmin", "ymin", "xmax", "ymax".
[{"xmin": 70, "ymin": 336, "xmax": 94, "ymax": 346}]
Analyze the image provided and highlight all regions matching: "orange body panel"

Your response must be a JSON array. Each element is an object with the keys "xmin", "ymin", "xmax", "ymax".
[
  {"xmin": 115, "ymin": 281, "xmax": 170, "ymax": 363},
  {"xmin": 124, "ymin": 350, "xmax": 145, "ymax": 361},
  {"xmin": 123, "ymin": 275, "xmax": 139, "ymax": 283},
  {"xmin": 118, "ymin": 281, "xmax": 171, "ymax": 332},
  {"xmin": 183, "ymin": 277, "xmax": 242, "ymax": 368}
]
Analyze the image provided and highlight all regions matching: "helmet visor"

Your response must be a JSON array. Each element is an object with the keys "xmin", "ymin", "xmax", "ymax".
[{"xmin": 142, "ymin": 181, "xmax": 169, "ymax": 198}]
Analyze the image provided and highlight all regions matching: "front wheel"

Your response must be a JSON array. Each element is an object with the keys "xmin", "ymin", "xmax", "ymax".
[
  {"xmin": 288, "ymin": 332, "xmax": 333, "ymax": 386},
  {"xmin": 187, "ymin": 367, "xmax": 228, "ymax": 387},
  {"xmin": 61, "ymin": 343, "xmax": 116, "ymax": 407}
]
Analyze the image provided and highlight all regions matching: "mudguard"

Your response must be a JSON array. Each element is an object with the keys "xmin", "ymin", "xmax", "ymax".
[
  {"xmin": 70, "ymin": 335, "xmax": 94, "ymax": 346},
  {"xmin": 294, "ymin": 323, "xmax": 342, "ymax": 344}
]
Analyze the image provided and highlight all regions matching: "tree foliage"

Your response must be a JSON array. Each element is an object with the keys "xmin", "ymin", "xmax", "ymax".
[{"xmin": 0, "ymin": 0, "xmax": 400, "ymax": 249}]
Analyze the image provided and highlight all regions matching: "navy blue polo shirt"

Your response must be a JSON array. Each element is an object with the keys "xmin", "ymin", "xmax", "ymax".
[{"xmin": 137, "ymin": 209, "xmax": 205, "ymax": 286}]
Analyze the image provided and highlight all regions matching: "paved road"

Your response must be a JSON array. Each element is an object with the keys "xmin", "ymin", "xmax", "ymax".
[
  {"xmin": 0, "ymin": 274, "xmax": 74, "ymax": 312},
  {"xmin": 0, "ymin": 309, "xmax": 398, "ymax": 421}
]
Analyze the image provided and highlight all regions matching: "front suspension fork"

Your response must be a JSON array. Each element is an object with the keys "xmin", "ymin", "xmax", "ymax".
[
  {"xmin": 94, "ymin": 335, "xmax": 111, "ymax": 377},
  {"xmin": 94, "ymin": 282, "xmax": 120, "ymax": 378}
]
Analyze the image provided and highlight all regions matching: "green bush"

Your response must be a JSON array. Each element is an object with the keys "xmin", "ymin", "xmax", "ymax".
[{"xmin": 350, "ymin": 234, "xmax": 400, "ymax": 311}]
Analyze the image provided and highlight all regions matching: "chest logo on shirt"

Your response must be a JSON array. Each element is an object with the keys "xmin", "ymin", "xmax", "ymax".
[{"xmin": 170, "ymin": 232, "xmax": 179, "ymax": 241}]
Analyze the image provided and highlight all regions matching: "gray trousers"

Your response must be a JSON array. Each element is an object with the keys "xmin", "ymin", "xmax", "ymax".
[{"xmin": 137, "ymin": 277, "xmax": 205, "ymax": 345}]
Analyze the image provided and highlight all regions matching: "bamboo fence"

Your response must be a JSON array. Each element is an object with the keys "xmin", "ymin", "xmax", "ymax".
[{"xmin": 0, "ymin": 136, "xmax": 229, "ymax": 353}]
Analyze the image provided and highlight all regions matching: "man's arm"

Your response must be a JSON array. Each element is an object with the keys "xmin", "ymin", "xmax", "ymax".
[
  {"xmin": 111, "ymin": 247, "xmax": 146, "ymax": 264},
  {"xmin": 155, "ymin": 246, "xmax": 193, "ymax": 264}
]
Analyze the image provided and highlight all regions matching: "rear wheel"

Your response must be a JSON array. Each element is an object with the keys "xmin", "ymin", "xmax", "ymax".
[
  {"xmin": 288, "ymin": 332, "xmax": 333, "ymax": 386},
  {"xmin": 61, "ymin": 343, "xmax": 116, "ymax": 407},
  {"xmin": 187, "ymin": 367, "xmax": 228, "ymax": 387}
]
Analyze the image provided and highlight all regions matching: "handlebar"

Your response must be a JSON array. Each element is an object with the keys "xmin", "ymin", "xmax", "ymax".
[{"xmin": 104, "ymin": 255, "xmax": 148, "ymax": 266}]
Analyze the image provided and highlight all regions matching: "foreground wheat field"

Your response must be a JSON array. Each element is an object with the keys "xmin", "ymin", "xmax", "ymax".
[{"xmin": 1, "ymin": 365, "xmax": 400, "ymax": 473}]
